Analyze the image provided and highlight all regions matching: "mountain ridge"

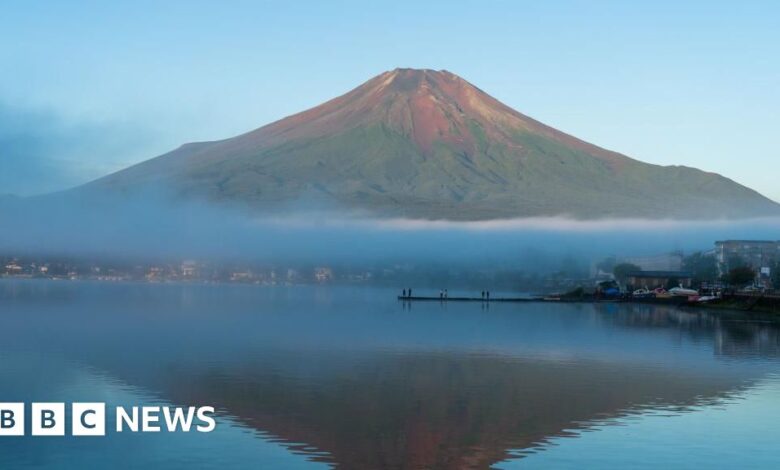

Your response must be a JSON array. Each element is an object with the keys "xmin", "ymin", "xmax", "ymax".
[{"xmin": 81, "ymin": 68, "xmax": 780, "ymax": 220}]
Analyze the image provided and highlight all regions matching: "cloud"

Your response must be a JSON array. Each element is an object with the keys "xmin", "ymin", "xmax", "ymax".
[
  {"xmin": 0, "ymin": 102, "xmax": 160, "ymax": 196},
  {"xmin": 260, "ymin": 212, "xmax": 780, "ymax": 234}
]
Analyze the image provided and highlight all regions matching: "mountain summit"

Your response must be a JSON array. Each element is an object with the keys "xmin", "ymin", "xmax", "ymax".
[{"xmin": 87, "ymin": 68, "xmax": 779, "ymax": 219}]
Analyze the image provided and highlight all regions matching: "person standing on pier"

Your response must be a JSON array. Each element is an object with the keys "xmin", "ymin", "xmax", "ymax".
[
  {"xmin": 444, "ymin": 289, "xmax": 448, "ymax": 299},
  {"xmin": 403, "ymin": 289, "xmax": 407, "ymax": 298},
  {"xmin": 486, "ymin": 291, "xmax": 490, "ymax": 301},
  {"xmin": 481, "ymin": 291, "xmax": 485, "ymax": 300},
  {"xmin": 408, "ymin": 288, "xmax": 412, "ymax": 298}
]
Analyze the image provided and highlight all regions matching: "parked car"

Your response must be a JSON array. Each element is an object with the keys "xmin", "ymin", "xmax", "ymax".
[{"xmin": 742, "ymin": 285, "xmax": 765, "ymax": 294}]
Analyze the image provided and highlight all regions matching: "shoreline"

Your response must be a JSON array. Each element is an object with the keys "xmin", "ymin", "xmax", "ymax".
[{"xmin": 398, "ymin": 293, "xmax": 780, "ymax": 315}]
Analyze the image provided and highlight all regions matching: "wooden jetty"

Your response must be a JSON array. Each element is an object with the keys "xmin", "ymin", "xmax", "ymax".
[
  {"xmin": 398, "ymin": 296, "xmax": 545, "ymax": 303},
  {"xmin": 397, "ymin": 295, "xmax": 692, "ymax": 305},
  {"xmin": 398, "ymin": 293, "xmax": 780, "ymax": 313}
]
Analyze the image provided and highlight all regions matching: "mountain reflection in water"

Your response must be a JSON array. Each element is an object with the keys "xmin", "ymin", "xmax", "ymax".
[
  {"xmin": 1, "ymin": 281, "xmax": 779, "ymax": 469},
  {"xmin": 166, "ymin": 352, "xmax": 758, "ymax": 469}
]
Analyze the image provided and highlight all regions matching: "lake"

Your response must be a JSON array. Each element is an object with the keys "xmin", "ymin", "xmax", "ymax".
[{"xmin": 1, "ymin": 279, "xmax": 779, "ymax": 469}]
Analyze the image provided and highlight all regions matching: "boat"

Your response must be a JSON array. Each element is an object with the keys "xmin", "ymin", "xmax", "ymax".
[
  {"xmin": 653, "ymin": 288, "xmax": 673, "ymax": 299},
  {"xmin": 632, "ymin": 288, "xmax": 656, "ymax": 299},
  {"xmin": 669, "ymin": 287, "xmax": 699, "ymax": 297}
]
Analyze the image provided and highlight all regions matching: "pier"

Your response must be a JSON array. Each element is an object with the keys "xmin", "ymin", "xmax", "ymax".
[
  {"xmin": 398, "ymin": 295, "xmax": 545, "ymax": 303},
  {"xmin": 397, "ymin": 293, "xmax": 780, "ymax": 312},
  {"xmin": 396, "ymin": 294, "xmax": 694, "ymax": 306}
]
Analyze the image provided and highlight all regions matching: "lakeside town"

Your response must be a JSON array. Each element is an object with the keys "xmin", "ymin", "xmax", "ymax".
[{"xmin": 3, "ymin": 239, "xmax": 779, "ymax": 296}]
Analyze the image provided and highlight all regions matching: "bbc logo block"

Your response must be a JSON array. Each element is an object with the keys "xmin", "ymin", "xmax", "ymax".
[
  {"xmin": 32, "ymin": 403, "xmax": 65, "ymax": 436},
  {"xmin": 0, "ymin": 403, "xmax": 106, "ymax": 437},
  {"xmin": 0, "ymin": 402, "xmax": 215, "ymax": 436},
  {"xmin": 72, "ymin": 403, "xmax": 105, "ymax": 436},
  {"xmin": 0, "ymin": 403, "xmax": 24, "ymax": 436}
]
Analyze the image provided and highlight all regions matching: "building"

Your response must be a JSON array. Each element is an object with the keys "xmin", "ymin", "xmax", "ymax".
[
  {"xmin": 627, "ymin": 271, "xmax": 693, "ymax": 290},
  {"xmin": 4, "ymin": 262, "xmax": 23, "ymax": 275},
  {"xmin": 618, "ymin": 252, "xmax": 684, "ymax": 272},
  {"xmin": 230, "ymin": 270, "xmax": 254, "ymax": 282},
  {"xmin": 715, "ymin": 240, "xmax": 780, "ymax": 276},
  {"xmin": 286, "ymin": 269, "xmax": 301, "ymax": 283},
  {"xmin": 314, "ymin": 267, "xmax": 333, "ymax": 283},
  {"xmin": 145, "ymin": 266, "xmax": 164, "ymax": 281},
  {"xmin": 180, "ymin": 260, "xmax": 198, "ymax": 278}
]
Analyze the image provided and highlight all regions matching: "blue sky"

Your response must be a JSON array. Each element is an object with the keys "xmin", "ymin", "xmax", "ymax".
[{"xmin": 1, "ymin": 0, "xmax": 778, "ymax": 200}]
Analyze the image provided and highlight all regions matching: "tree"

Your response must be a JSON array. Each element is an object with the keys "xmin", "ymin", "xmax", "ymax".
[
  {"xmin": 719, "ymin": 255, "xmax": 748, "ymax": 282},
  {"xmin": 682, "ymin": 252, "xmax": 719, "ymax": 286},
  {"xmin": 728, "ymin": 266, "xmax": 756, "ymax": 287},
  {"xmin": 596, "ymin": 257, "xmax": 616, "ymax": 275},
  {"xmin": 613, "ymin": 263, "xmax": 641, "ymax": 285}
]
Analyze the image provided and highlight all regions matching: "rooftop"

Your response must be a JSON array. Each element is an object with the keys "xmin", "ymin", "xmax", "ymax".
[{"xmin": 627, "ymin": 271, "xmax": 694, "ymax": 278}]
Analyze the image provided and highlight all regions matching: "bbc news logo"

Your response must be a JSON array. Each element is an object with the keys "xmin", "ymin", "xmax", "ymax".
[{"xmin": 0, "ymin": 403, "xmax": 216, "ymax": 436}]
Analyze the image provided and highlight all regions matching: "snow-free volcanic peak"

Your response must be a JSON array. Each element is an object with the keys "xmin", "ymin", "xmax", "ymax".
[{"xmin": 84, "ymin": 68, "xmax": 780, "ymax": 220}]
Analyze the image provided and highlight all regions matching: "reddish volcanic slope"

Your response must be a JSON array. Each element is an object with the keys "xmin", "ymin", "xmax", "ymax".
[
  {"xmin": 88, "ymin": 69, "xmax": 779, "ymax": 219},
  {"xmin": 170, "ymin": 69, "xmax": 629, "ymax": 172}
]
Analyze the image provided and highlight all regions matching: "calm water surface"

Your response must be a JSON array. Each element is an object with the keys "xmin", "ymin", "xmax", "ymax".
[{"xmin": 1, "ymin": 280, "xmax": 780, "ymax": 469}]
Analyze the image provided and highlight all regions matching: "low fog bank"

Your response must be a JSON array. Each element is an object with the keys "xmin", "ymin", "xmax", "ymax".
[{"xmin": 2, "ymin": 190, "xmax": 779, "ymax": 281}]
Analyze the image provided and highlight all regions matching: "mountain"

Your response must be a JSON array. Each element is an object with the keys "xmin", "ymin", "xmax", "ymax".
[{"xmin": 83, "ymin": 68, "xmax": 780, "ymax": 220}]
